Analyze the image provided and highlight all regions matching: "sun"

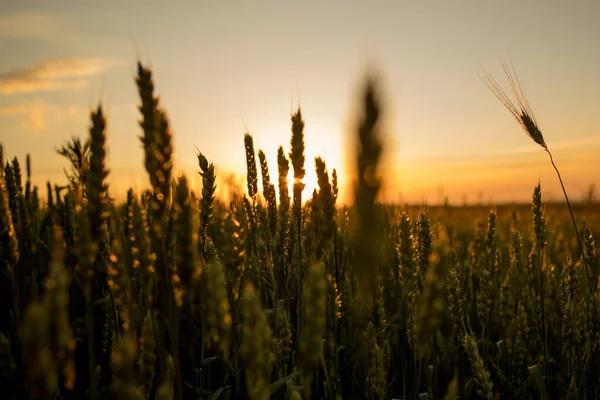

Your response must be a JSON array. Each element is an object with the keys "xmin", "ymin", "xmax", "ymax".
[
  {"xmin": 235, "ymin": 114, "xmax": 346, "ymax": 207},
  {"xmin": 263, "ymin": 121, "xmax": 343, "ymax": 204},
  {"xmin": 287, "ymin": 168, "xmax": 319, "ymax": 203}
]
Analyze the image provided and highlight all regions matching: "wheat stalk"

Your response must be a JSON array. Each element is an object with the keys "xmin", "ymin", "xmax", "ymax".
[{"xmin": 481, "ymin": 59, "xmax": 599, "ymax": 318}]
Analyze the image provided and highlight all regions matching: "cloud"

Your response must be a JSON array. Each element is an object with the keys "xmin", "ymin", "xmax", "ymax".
[
  {"xmin": 0, "ymin": 99, "xmax": 84, "ymax": 131},
  {"xmin": 0, "ymin": 58, "xmax": 123, "ymax": 95}
]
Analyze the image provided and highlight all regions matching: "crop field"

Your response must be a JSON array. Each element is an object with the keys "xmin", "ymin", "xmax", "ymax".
[{"xmin": 0, "ymin": 62, "xmax": 599, "ymax": 400}]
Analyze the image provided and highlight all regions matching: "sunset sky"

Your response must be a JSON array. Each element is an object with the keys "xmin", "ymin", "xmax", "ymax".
[{"xmin": 1, "ymin": 1, "xmax": 599, "ymax": 204}]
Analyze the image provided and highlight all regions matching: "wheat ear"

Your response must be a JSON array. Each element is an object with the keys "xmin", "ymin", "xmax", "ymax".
[{"xmin": 481, "ymin": 59, "xmax": 599, "ymax": 317}]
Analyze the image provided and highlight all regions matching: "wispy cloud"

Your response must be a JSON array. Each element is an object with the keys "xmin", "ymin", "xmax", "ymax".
[
  {"xmin": 0, "ymin": 99, "xmax": 84, "ymax": 131},
  {"xmin": 0, "ymin": 58, "xmax": 123, "ymax": 95}
]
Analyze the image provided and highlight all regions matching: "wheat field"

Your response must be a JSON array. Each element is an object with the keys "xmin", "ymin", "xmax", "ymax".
[{"xmin": 0, "ymin": 62, "xmax": 599, "ymax": 400}]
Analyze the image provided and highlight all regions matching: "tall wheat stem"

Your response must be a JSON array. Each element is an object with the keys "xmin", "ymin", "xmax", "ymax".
[{"xmin": 546, "ymin": 148, "xmax": 598, "ymax": 312}]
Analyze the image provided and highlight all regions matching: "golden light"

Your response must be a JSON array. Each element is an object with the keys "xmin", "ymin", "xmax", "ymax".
[
  {"xmin": 258, "ymin": 120, "xmax": 344, "ymax": 204},
  {"xmin": 208, "ymin": 117, "xmax": 349, "ymax": 205}
]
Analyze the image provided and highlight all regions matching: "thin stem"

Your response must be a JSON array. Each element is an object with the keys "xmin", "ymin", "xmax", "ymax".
[
  {"xmin": 546, "ymin": 149, "xmax": 599, "ymax": 314},
  {"xmin": 86, "ymin": 287, "xmax": 96, "ymax": 398},
  {"xmin": 537, "ymin": 240, "xmax": 550, "ymax": 397}
]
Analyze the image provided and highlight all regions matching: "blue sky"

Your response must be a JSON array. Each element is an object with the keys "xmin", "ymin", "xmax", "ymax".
[{"xmin": 1, "ymin": 1, "xmax": 599, "ymax": 203}]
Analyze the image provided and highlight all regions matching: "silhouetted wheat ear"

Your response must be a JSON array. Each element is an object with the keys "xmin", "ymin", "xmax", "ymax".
[
  {"xmin": 197, "ymin": 151, "xmax": 216, "ymax": 233},
  {"xmin": 481, "ymin": 60, "xmax": 546, "ymax": 149},
  {"xmin": 276, "ymin": 146, "xmax": 290, "ymax": 210}
]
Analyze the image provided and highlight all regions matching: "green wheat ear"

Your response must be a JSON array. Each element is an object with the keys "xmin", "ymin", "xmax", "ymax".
[
  {"xmin": 244, "ymin": 133, "xmax": 259, "ymax": 199},
  {"xmin": 197, "ymin": 151, "xmax": 216, "ymax": 233},
  {"xmin": 87, "ymin": 105, "xmax": 110, "ymax": 240},
  {"xmin": 463, "ymin": 334, "xmax": 494, "ymax": 400},
  {"xmin": 0, "ymin": 160, "xmax": 19, "ymax": 269},
  {"xmin": 289, "ymin": 108, "xmax": 306, "ymax": 232},
  {"xmin": 240, "ymin": 284, "xmax": 273, "ymax": 400},
  {"xmin": 299, "ymin": 262, "xmax": 326, "ymax": 398}
]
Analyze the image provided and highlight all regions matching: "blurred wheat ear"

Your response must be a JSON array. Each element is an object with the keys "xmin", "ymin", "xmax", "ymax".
[
  {"xmin": 481, "ymin": 59, "xmax": 598, "ymax": 315},
  {"xmin": 353, "ymin": 76, "xmax": 382, "ymax": 305}
]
